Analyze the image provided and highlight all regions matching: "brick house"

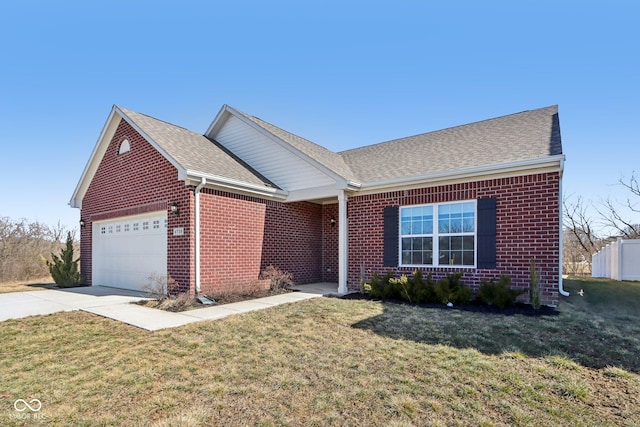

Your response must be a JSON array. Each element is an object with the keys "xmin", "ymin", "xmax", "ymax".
[{"xmin": 70, "ymin": 104, "xmax": 566, "ymax": 306}]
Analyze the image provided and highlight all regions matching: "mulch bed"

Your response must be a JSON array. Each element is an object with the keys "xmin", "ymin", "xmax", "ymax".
[
  {"xmin": 207, "ymin": 288, "xmax": 292, "ymax": 305},
  {"xmin": 334, "ymin": 292, "xmax": 559, "ymax": 317},
  {"xmin": 136, "ymin": 288, "xmax": 292, "ymax": 312}
]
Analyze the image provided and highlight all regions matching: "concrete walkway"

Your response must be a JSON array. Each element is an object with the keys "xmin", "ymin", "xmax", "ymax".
[{"xmin": 0, "ymin": 283, "xmax": 336, "ymax": 331}]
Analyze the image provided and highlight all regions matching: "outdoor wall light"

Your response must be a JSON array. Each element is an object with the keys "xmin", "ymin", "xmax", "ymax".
[
  {"xmin": 170, "ymin": 202, "xmax": 180, "ymax": 216},
  {"xmin": 330, "ymin": 216, "xmax": 336, "ymax": 227},
  {"xmin": 79, "ymin": 219, "xmax": 86, "ymax": 228}
]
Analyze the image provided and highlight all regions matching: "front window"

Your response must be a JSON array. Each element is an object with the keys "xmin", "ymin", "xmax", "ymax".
[{"xmin": 400, "ymin": 201, "xmax": 476, "ymax": 267}]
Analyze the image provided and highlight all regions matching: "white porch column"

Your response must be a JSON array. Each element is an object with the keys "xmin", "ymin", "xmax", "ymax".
[{"xmin": 338, "ymin": 190, "xmax": 348, "ymax": 294}]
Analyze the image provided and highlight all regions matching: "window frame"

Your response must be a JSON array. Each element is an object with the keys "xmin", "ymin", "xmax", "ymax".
[{"xmin": 399, "ymin": 200, "xmax": 477, "ymax": 268}]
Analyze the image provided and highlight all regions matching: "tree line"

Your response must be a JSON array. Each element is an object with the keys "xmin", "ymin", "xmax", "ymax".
[
  {"xmin": 563, "ymin": 173, "xmax": 640, "ymax": 275},
  {"xmin": 0, "ymin": 216, "xmax": 77, "ymax": 283}
]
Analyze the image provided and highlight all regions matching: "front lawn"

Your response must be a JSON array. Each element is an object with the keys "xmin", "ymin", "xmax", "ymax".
[
  {"xmin": 0, "ymin": 277, "xmax": 638, "ymax": 425},
  {"xmin": 0, "ymin": 278, "xmax": 54, "ymax": 294}
]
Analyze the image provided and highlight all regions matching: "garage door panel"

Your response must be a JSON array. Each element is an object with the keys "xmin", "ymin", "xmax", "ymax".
[{"xmin": 93, "ymin": 212, "xmax": 167, "ymax": 292}]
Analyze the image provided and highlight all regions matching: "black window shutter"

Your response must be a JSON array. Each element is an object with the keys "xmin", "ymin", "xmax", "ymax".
[
  {"xmin": 477, "ymin": 198, "xmax": 497, "ymax": 269},
  {"xmin": 383, "ymin": 206, "xmax": 399, "ymax": 267}
]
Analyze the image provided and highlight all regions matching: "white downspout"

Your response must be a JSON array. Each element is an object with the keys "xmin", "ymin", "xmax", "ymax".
[
  {"xmin": 195, "ymin": 177, "xmax": 207, "ymax": 294},
  {"xmin": 558, "ymin": 158, "xmax": 569, "ymax": 297},
  {"xmin": 338, "ymin": 189, "xmax": 348, "ymax": 294}
]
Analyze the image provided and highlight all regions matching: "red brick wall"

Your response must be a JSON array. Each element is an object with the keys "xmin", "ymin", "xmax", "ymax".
[
  {"xmin": 261, "ymin": 200, "xmax": 323, "ymax": 284},
  {"xmin": 348, "ymin": 172, "xmax": 561, "ymax": 306},
  {"xmin": 81, "ymin": 118, "xmax": 328, "ymax": 295},
  {"xmin": 322, "ymin": 204, "xmax": 339, "ymax": 282},
  {"xmin": 80, "ymin": 118, "xmax": 193, "ymax": 291},
  {"xmin": 198, "ymin": 189, "xmax": 266, "ymax": 295},
  {"xmin": 196, "ymin": 188, "xmax": 324, "ymax": 294}
]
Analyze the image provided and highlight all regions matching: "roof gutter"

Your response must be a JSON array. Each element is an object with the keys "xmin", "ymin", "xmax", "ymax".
[
  {"xmin": 358, "ymin": 155, "xmax": 566, "ymax": 193},
  {"xmin": 194, "ymin": 177, "xmax": 207, "ymax": 294},
  {"xmin": 184, "ymin": 170, "xmax": 288, "ymax": 200}
]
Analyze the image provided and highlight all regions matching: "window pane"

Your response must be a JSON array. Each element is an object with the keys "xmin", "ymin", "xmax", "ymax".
[
  {"xmin": 439, "ymin": 249, "xmax": 452, "ymax": 265},
  {"xmin": 462, "ymin": 251, "xmax": 474, "ymax": 265},
  {"xmin": 402, "ymin": 237, "xmax": 411, "ymax": 250},
  {"xmin": 451, "ymin": 236, "xmax": 462, "ymax": 250},
  {"xmin": 439, "ymin": 236, "xmax": 449, "ymax": 250},
  {"xmin": 450, "ymin": 218, "xmax": 462, "ymax": 233},
  {"xmin": 411, "ymin": 221, "xmax": 422, "ymax": 234},
  {"xmin": 411, "ymin": 207, "xmax": 422, "ymax": 221},
  {"xmin": 411, "ymin": 252, "xmax": 422, "ymax": 264},
  {"xmin": 412, "ymin": 237, "xmax": 423, "ymax": 251},
  {"xmin": 401, "ymin": 222, "xmax": 411, "ymax": 234},
  {"xmin": 401, "ymin": 237, "xmax": 432, "ymax": 265},
  {"xmin": 463, "ymin": 236, "xmax": 474, "ymax": 250},
  {"xmin": 463, "ymin": 218, "xmax": 474, "ymax": 232}
]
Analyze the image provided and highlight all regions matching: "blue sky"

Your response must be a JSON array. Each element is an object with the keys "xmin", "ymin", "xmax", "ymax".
[{"xmin": 1, "ymin": 1, "xmax": 638, "ymax": 233}]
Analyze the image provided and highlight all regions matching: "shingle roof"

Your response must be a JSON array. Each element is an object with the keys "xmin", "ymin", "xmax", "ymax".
[
  {"xmin": 118, "ymin": 106, "xmax": 278, "ymax": 188},
  {"xmin": 117, "ymin": 104, "xmax": 562, "ymax": 193},
  {"xmin": 234, "ymin": 109, "xmax": 356, "ymax": 182},
  {"xmin": 339, "ymin": 105, "xmax": 562, "ymax": 183}
]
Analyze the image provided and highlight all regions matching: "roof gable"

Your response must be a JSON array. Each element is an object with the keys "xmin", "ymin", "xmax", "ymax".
[
  {"xmin": 70, "ymin": 106, "xmax": 284, "ymax": 208},
  {"xmin": 117, "ymin": 107, "xmax": 277, "ymax": 189},
  {"xmin": 206, "ymin": 105, "xmax": 359, "ymax": 191}
]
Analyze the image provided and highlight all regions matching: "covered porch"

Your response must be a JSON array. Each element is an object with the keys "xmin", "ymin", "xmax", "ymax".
[{"xmin": 291, "ymin": 282, "xmax": 340, "ymax": 295}]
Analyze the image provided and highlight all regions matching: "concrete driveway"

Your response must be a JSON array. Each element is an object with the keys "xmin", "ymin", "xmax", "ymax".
[
  {"xmin": 0, "ymin": 286, "xmax": 149, "ymax": 322},
  {"xmin": 0, "ymin": 284, "xmax": 334, "ymax": 331}
]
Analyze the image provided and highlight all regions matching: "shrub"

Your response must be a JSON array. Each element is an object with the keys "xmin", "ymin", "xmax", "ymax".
[
  {"xmin": 367, "ymin": 270, "xmax": 470, "ymax": 305},
  {"xmin": 389, "ymin": 275, "xmax": 412, "ymax": 302},
  {"xmin": 412, "ymin": 269, "xmax": 436, "ymax": 303},
  {"xmin": 259, "ymin": 265, "xmax": 294, "ymax": 290},
  {"xmin": 433, "ymin": 272, "xmax": 472, "ymax": 305},
  {"xmin": 46, "ymin": 232, "xmax": 81, "ymax": 288},
  {"xmin": 478, "ymin": 275, "xmax": 524, "ymax": 309},
  {"xmin": 367, "ymin": 271, "xmax": 398, "ymax": 299},
  {"xmin": 142, "ymin": 273, "xmax": 179, "ymax": 300},
  {"xmin": 529, "ymin": 259, "xmax": 541, "ymax": 309}
]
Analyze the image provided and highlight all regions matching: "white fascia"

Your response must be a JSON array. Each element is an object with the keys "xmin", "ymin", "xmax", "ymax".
[
  {"xmin": 358, "ymin": 155, "xmax": 566, "ymax": 192},
  {"xmin": 184, "ymin": 170, "xmax": 288, "ymax": 200},
  {"xmin": 69, "ymin": 106, "xmax": 121, "ymax": 209}
]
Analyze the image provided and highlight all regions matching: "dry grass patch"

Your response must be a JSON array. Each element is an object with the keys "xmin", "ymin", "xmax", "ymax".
[
  {"xmin": 1, "ymin": 281, "xmax": 639, "ymax": 425},
  {"xmin": 0, "ymin": 278, "xmax": 55, "ymax": 294}
]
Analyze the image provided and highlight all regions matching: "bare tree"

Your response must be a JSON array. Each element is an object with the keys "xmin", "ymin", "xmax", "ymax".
[
  {"xmin": 0, "ymin": 216, "xmax": 76, "ymax": 283},
  {"xmin": 563, "ymin": 195, "xmax": 602, "ymax": 254},
  {"xmin": 595, "ymin": 173, "xmax": 640, "ymax": 239}
]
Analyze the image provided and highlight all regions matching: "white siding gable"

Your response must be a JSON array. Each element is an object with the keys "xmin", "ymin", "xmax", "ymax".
[{"xmin": 214, "ymin": 115, "xmax": 335, "ymax": 192}]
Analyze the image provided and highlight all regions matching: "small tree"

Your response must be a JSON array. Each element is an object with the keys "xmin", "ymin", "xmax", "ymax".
[
  {"xmin": 47, "ymin": 232, "xmax": 81, "ymax": 287},
  {"xmin": 529, "ymin": 259, "xmax": 541, "ymax": 310}
]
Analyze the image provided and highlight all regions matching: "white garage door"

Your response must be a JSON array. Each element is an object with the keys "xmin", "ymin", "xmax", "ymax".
[{"xmin": 93, "ymin": 212, "xmax": 167, "ymax": 292}]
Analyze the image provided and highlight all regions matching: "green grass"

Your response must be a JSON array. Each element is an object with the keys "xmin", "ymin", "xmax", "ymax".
[{"xmin": 0, "ymin": 277, "xmax": 638, "ymax": 425}]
